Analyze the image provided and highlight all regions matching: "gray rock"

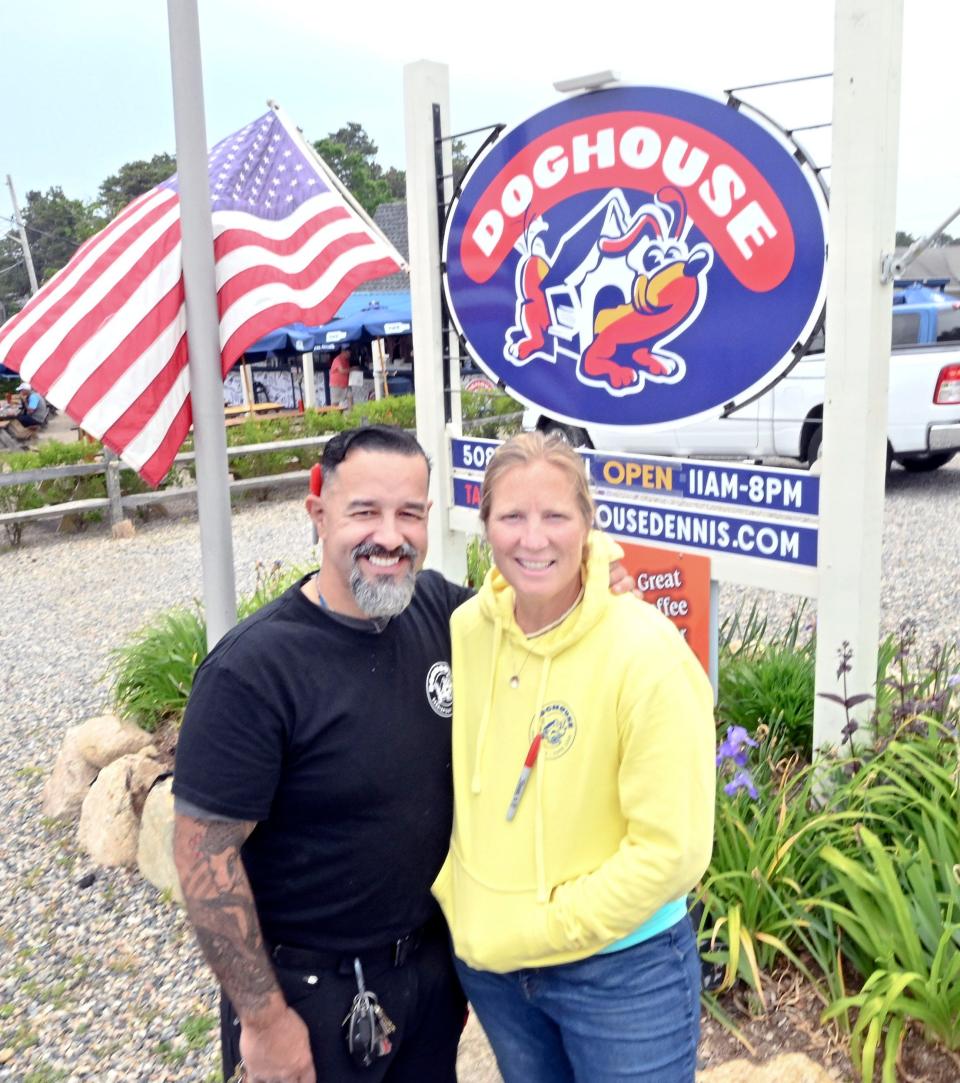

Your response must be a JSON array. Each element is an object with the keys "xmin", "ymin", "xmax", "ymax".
[
  {"xmin": 77, "ymin": 755, "xmax": 142, "ymax": 867},
  {"xmin": 42, "ymin": 728, "xmax": 98, "ymax": 820},
  {"xmin": 697, "ymin": 1053, "xmax": 840, "ymax": 1082},
  {"xmin": 72, "ymin": 713, "xmax": 154, "ymax": 770},
  {"xmin": 137, "ymin": 779, "xmax": 183, "ymax": 904}
]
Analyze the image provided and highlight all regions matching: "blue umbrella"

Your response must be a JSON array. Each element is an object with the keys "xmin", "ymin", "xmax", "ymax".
[
  {"xmin": 314, "ymin": 294, "xmax": 411, "ymax": 348},
  {"xmin": 243, "ymin": 322, "xmax": 317, "ymax": 355}
]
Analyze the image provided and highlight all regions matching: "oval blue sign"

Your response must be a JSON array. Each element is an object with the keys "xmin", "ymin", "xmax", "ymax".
[{"xmin": 443, "ymin": 86, "xmax": 828, "ymax": 428}]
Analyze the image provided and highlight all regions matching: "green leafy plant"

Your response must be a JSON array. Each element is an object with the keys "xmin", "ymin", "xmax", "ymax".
[
  {"xmin": 698, "ymin": 721, "xmax": 860, "ymax": 1008},
  {"xmin": 816, "ymin": 822, "xmax": 960, "ymax": 1081},
  {"xmin": 872, "ymin": 620, "xmax": 959, "ymax": 741},
  {"xmin": 347, "ymin": 393, "xmax": 417, "ymax": 428},
  {"xmin": 110, "ymin": 560, "xmax": 305, "ymax": 731},
  {"xmin": 111, "ymin": 608, "xmax": 207, "ymax": 732},
  {"xmin": 465, "ymin": 536, "xmax": 492, "ymax": 589},
  {"xmin": 717, "ymin": 606, "xmax": 816, "ymax": 754}
]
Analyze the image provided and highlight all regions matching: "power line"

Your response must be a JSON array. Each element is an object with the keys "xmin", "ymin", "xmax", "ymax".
[{"xmin": 0, "ymin": 212, "xmax": 87, "ymax": 250}]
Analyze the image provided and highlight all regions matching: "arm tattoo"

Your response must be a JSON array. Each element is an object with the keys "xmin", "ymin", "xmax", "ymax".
[{"xmin": 174, "ymin": 816, "xmax": 280, "ymax": 1017}]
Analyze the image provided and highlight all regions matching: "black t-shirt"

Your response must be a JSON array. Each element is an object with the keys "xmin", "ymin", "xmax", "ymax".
[{"xmin": 173, "ymin": 571, "xmax": 472, "ymax": 953}]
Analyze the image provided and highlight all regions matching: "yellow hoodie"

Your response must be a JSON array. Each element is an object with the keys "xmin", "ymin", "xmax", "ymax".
[{"xmin": 433, "ymin": 532, "xmax": 716, "ymax": 973}]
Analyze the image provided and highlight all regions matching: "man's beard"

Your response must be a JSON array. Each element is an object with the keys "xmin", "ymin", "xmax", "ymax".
[{"xmin": 349, "ymin": 541, "xmax": 419, "ymax": 618}]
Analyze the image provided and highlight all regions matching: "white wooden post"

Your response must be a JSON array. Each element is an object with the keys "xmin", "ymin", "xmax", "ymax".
[
  {"xmin": 373, "ymin": 338, "xmax": 386, "ymax": 400},
  {"xmin": 240, "ymin": 361, "xmax": 254, "ymax": 407},
  {"xmin": 302, "ymin": 351, "xmax": 316, "ymax": 408},
  {"xmin": 404, "ymin": 60, "xmax": 466, "ymax": 583},
  {"xmin": 813, "ymin": 0, "xmax": 903, "ymax": 751}
]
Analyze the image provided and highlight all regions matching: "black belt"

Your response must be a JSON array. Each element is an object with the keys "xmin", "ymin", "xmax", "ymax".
[{"xmin": 270, "ymin": 918, "xmax": 438, "ymax": 975}]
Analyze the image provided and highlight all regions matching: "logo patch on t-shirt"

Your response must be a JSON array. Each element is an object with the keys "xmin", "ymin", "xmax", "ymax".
[
  {"xmin": 425, "ymin": 661, "xmax": 453, "ymax": 717},
  {"xmin": 531, "ymin": 703, "xmax": 577, "ymax": 759}
]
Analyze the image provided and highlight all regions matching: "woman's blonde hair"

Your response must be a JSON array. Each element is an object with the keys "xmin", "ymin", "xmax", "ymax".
[{"xmin": 479, "ymin": 431, "xmax": 595, "ymax": 528}]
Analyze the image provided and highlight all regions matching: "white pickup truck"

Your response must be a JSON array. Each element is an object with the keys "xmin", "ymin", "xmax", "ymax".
[{"xmin": 525, "ymin": 284, "xmax": 960, "ymax": 472}]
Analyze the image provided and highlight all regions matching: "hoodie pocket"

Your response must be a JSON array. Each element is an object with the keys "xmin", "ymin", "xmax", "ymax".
[{"xmin": 442, "ymin": 851, "xmax": 561, "ymax": 974}]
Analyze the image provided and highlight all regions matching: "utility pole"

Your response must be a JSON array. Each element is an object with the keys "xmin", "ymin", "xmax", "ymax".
[{"xmin": 5, "ymin": 175, "xmax": 39, "ymax": 296}]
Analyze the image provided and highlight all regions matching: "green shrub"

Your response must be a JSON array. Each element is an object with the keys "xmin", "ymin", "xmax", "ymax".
[
  {"xmin": 347, "ymin": 394, "xmax": 417, "ymax": 428},
  {"xmin": 111, "ymin": 608, "xmax": 207, "ymax": 732},
  {"xmin": 812, "ymin": 750, "xmax": 960, "ymax": 1082},
  {"xmin": 699, "ymin": 721, "xmax": 860, "ymax": 1007},
  {"xmin": 717, "ymin": 605, "xmax": 816, "ymax": 754},
  {"xmin": 110, "ymin": 561, "xmax": 306, "ymax": 731},
  {"xmin": 465, "ymin": 536, "xmax": 492, "ymax": 589}
]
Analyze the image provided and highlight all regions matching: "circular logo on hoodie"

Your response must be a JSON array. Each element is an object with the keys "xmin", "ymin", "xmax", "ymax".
[{"xmin": 531, "ymin": 702, "xmax": 577, "ymax": 759}]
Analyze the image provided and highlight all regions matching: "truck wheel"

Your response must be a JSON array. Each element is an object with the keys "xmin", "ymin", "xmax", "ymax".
[
  {"xmin": 895, "ymin": 451, "xmax": 956, "ymax": 473},
  {"xmin": 805, "ymin": 425, "xmax": 823, "ymax": 466},
  {"xmin": 542, "ymin": 420, "xmax": 592, "ymax": 448},
  {"xmin": 807, "ymin": 426, "xmax": 894, "ymax": 474}
]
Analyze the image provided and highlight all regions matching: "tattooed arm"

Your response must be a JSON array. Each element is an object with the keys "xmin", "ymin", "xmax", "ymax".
[{"xmin": 174, "ymin": 814, "xmax": 316, "ymax": 1083}]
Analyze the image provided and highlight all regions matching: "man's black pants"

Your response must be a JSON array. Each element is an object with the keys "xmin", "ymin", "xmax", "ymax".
[{"xmin": 220, "ymin": 927, "xmax": 465, "ymax": 1082}]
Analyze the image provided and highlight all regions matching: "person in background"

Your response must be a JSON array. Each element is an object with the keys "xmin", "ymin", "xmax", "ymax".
[
  {"xmin": 16, "ymin": 382, "xmax": 49, "ymax": 428},
  {"xmin": 329, "ymin": 346, "xmax": 352, "ymax": 407},
  {"xmin": 434, "ymin": 431, "xmax": 716, "ymax": 1083}
]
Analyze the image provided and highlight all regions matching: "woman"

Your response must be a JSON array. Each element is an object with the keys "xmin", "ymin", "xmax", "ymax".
[{"xmin": 433, "ymin": 432, "xmax": 716, "ymax": 1083}]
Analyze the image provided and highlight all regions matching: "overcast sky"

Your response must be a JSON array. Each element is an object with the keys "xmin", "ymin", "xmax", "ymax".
[{"xmin": 3, "ymin": 1, "xmax": 956, "ymax": 236}]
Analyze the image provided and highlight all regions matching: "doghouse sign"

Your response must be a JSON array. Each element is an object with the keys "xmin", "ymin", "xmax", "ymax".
[{"xmin": 443, "ymin": 86, "xmax": 828, "ymax": 429}]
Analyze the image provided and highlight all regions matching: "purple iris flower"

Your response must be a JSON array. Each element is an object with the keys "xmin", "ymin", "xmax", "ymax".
[
  {"xmin": 715, "ymin": 725, "xmax": 758, "ymax": 768},
  {"xmin": 723, "ymin": 769, "xmax": 759, "ymax": 800}
]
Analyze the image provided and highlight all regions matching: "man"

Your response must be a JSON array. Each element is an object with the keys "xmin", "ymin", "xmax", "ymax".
[
  {"xmin": 174, "ymin": 425, "xmax": 469, "ymax": 1083},
  {"xmin": 16, "ymin": 382, "xmax": 48, "ymax": 428},
  {"xmin": 329, "ymin": 347, "xmax": 353, "ymax": 407}
]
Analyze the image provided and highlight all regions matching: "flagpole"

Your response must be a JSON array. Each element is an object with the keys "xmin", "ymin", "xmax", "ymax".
[{"xmin": 166, "ymin": 0, "xmax": 237, "ymax": 647}]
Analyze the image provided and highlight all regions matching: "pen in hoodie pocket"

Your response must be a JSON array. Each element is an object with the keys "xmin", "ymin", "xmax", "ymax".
[{"xmin": 506, "ymin": 730, "xmax": 543, "ymax": 821}]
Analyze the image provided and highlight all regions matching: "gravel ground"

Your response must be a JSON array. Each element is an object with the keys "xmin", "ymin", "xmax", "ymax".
[{"xmin": 1, "ymin": 459, "xmax": 958, "ymax": 1082}]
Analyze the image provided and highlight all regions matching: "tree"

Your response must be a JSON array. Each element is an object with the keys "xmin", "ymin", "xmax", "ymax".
[
  {"xmin": 0, "ymin": 187, "xmax": 100, "ymax": 317},
  {"xmin": 313, "ymin": 123, "xmax": 392, "ymax": 216},
  {"xmin": 97, "ymin": 153, "xmax": 176, "ymax": 220},
  {"xmin": 895, "ymin": 231, "xmax": 916, "ymax": 248}
]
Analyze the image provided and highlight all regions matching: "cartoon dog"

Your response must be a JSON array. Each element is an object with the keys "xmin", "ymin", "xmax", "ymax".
[{"xmin": 506, "ymin": 187, "xmax": 713, "ymax": 394}]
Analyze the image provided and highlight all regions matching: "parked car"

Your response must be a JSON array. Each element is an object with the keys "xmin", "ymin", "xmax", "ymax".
[{"xmin": 524, "ymin": 284, "xmax": 960, "ymax": 471}]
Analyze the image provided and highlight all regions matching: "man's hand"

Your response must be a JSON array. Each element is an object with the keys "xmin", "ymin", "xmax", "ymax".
[
  {"xmin": 240, "ymin": 1000, "xmax": 316, "ymax": 1083},
  {"xmin": 608, "ymin": 559, "xmax": 637, "ymax": 596}
]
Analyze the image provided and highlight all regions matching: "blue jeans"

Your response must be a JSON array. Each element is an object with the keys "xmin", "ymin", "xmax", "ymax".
[{"xmin": 454, "ymin": 918, "xmax": 700, "ymax": 1083}]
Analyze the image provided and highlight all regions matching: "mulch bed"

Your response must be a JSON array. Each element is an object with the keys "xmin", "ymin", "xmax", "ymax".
[{"xmin": 698, "ymin": 965, "xmax": 959, "ymax": 1082}]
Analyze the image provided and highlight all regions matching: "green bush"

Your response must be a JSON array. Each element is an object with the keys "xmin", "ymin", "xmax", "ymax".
[
  {"xmin": 809, "ymin": 729, "xmax": 960, "ymax": 1080},
  {"xmin": 717, "ymin": 605, "xmax": 816, "ymax": 754},
  {"xmin": 700, "ymin": 721, "xmax": 860, "ymax": 1008},
  {"xmin": 110, "ymin": 561, "xmax": 306, "ymax": 731},
  {"xmin": 347, "ymin": 394, "xmax": 417, "ymax": 428}
]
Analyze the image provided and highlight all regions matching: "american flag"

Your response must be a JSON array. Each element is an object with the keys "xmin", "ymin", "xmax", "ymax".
[{"xmin": 0, "ymin": 108, "xmax": 405, "ymax": 485}]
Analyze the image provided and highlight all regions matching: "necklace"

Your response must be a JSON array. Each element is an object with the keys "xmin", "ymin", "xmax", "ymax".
[
  {"xmin": 507, "ymin": 586, "xmax": 585, "ymax": 688},
  {"xmin": 508, "ymin": 640, "xmax": 534, "ymax": 688}
]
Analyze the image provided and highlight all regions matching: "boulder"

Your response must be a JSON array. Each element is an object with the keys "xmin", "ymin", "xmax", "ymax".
[
  {"xmin": 42, "ymin": 729, "xmax": 98, "ymax": 820},
  {"xmin": 137, "ymin": 779, "xmax": 183, "ymax": 903},
  {"xmin": 127, "ymin": 747, "xmax": 170, "ymax": 816},
  {"xmin": 72, "ymin": 713, "xmax": 153, "ymax": 769},
  {"xmin": 77, "ymin": 754, "xmax": 142, "ymax": 867},
  {"xmin": 698, "ymin": 1053, "xmax": 840, "ymax": 1082}
]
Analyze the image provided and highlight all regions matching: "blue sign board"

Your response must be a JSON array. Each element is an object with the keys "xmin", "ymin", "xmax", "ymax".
[
  {"xmin": 450, "ymin": 437, "xmax": 819, "ymax": 516},
  {"xmin": 443, "ymin": 86, "xmax": 828, "ymax": 431},
  {"xmin": 452, "ymin": 477, "xmax": 817, "ymax": 567}
]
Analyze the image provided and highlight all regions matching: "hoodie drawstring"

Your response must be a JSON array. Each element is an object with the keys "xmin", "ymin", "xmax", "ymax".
[
  {"xmin": 471, "ymin": 616, "xmax": 502, "ymax": 794},
  {"xmin": 531, "ymin": 658, "xmax": 552, "ymax": 902}
]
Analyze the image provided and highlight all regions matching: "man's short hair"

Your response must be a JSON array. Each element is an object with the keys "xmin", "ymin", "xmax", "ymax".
[{"xmin": 321, "ymin": 425, "xmax": 431, "ymax": 481}]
